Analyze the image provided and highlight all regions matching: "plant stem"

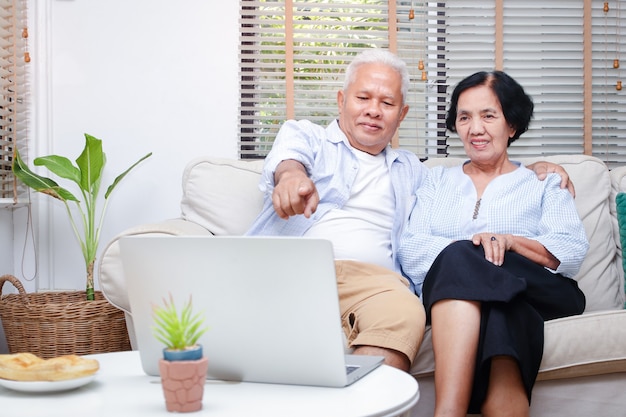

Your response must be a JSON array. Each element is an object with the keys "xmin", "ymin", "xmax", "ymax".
[{"xmin": 86, "ymin": 260, "xmax": 95, "ymax": 301}]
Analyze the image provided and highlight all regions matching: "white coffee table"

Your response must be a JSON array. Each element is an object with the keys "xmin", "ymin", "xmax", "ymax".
[{"xmin": 0, "ymin": 350, "xmax": 419, "ymax": 417}]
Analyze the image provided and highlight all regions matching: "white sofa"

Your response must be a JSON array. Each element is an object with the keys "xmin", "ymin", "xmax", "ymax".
[{"xmin": 99, "ymin": 154, "xmax": 626, "ymax": 417}]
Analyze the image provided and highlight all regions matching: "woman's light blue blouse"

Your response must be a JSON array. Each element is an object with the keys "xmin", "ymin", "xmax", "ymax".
[{"xmin": 398, "ymin": 163, "xmax": 589, "ymax": 297}]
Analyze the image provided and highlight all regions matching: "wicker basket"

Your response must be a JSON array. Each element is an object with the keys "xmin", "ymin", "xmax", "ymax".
[{"xmin": 0, "ymin": 274, "xmax": 131, "ymax": 358}]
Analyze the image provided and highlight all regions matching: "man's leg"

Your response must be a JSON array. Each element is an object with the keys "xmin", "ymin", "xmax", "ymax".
[
  {"xmin": 352, "ymin": 345, "xmax": 410, "ymax": 371},
  {"xmin": 335, "ymin": 260, "xmax": 426, "ymax": 372}
]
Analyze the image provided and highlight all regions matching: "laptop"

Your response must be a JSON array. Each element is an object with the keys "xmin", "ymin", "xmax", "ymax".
[{"xmin": 118, "ymin": 235, "xmax": 384, "ymax": 387}]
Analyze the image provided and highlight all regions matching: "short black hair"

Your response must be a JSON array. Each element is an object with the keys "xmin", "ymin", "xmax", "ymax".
[{"xmin": 445, "ymin": 71, "xmax": 534, "ymax": 146}]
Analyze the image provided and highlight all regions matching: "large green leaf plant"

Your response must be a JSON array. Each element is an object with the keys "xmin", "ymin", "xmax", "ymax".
[{"xmin": 12, "ymin": 133, "xmax": 152, "ymax": 300}]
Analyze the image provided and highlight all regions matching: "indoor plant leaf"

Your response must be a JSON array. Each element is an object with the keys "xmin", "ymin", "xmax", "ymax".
[
  {"xmin": 33, "ymin": 155, "xmax": 81, "ymax": 186},
  {"xmin": 13, "ymin": 151, "xmax": 78, "ymax": 202},
  {"xmin": 105, "ymin": 152, "xmax": 153, "ymax": 199},
  {"xmin": 76, "ymin": 133, "xmax": 105, "ymax": 192}
]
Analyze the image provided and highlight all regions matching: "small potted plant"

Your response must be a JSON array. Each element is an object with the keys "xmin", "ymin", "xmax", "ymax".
[{"xmin": 152, "ymin": 294, "xmax": 209, "ymax": 413}]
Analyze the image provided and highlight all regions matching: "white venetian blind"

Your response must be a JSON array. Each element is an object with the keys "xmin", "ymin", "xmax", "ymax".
[
  {"xmin": 502, "ymin": 1, "xmax": 585, "ymax": 157},
  {"xmin": 0, "ymin": 0, "xmax": 29, "ymax": 203},
  {"xmin": 238, "ymin": 0, "xmax": 445, "ymax": 159},
  {"xmin": 444, "ymin": 0, "xmax": 586, "ymax": 158},
  {"xmin": 239, "ymin": 1, "xmax": 626, "ymax": 164},
  {"xmin": 239, "ymin": 0, "xmax": 387, "ymax": 158},
  {"xmin": 592, "ymin": 0, "xmax": 626, "ymax": 168},
  {"xmin": 395, "ymin": 2, "xmax": 449, "ymax": 158}
]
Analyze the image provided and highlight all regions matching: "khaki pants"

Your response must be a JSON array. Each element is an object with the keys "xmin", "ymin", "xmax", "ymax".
[{"xmin": 335, "ymin": 260, "xmax": 426, "ymax": 364}]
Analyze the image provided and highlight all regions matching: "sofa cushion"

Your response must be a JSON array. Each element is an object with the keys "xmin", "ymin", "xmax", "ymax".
[
  {"xmin": 180, "ymin": 157, "xmax": 265, "ymax": 236},
  {"xmin": 411, "ymin": 310, "xmax": 626, "ymax": 380},
  {"xmin": 538, "ymin": 310, "xmax": 626, "ymax": 380}
]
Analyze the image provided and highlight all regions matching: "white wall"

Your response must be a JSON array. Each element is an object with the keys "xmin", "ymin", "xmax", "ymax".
[{"xmin": 11, "ymin": 1, "xmax": 241, "ymax": 292}]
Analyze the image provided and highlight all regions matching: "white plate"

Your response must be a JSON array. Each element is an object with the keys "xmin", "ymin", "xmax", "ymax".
[{"xmin": 0, "ymin": 374, "xmax": 97, "ymax": 393}]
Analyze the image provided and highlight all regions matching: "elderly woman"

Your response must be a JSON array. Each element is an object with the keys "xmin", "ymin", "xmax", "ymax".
[{"xmin": 398, "ymin": 71, "xmax": 588, "ymax": 417}]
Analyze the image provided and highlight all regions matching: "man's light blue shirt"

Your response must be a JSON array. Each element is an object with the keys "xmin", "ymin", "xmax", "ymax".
[{"xmin": 246, "ymin": 119, "xmax": 429, "ymax": 285}]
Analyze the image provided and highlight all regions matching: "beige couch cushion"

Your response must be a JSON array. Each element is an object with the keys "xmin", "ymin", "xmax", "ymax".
[
  {"xmin": 180, "ymin": 157, "xmax": 265, "ymax": 236},
  {"xmin": 538, "ymin": 310, "xmax": 626, "ymax": 380},
  {"xmin": 412, "ymin": 310, "xmax": 626, "ymax": 379}
]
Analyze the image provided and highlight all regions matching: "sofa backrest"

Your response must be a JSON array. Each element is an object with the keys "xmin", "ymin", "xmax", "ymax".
[
  {"xmin": 180, "ymin": 157, "xmax": 265, "ymax": 235},
  {"xmin": 180, "ymin": 154, "xmax": 626, "ymax": 312}
]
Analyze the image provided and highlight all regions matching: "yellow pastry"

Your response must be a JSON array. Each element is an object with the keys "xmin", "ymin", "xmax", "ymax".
[{"xmin": 0, "ymin": 353, "xmax": 99, "ymax": 381}]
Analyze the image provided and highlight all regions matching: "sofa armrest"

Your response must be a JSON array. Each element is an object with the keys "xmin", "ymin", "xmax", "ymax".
[
  {"xmin": 97, "ymin": 219, "xmax": 213, "ymax": 350},
  {"xmin": 98, "ymin": 218, "xmax": 212, "ymax": 314}
]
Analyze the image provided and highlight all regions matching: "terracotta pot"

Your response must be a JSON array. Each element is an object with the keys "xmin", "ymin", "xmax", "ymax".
[{"xmin": 159, "ymin": 356, "xmax": 209, "ymax": 413}]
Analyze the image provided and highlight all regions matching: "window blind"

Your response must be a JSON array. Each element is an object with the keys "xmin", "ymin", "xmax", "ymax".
[
  {"xmin": 239, "ymin": 0, "xmax": 626, "ymax": 165},
  {"xmin": 239, "ymin": 0, "xmax": 446, "ymax": 159},
  {"xmin": 501, "ymin": 1, "xmax": 586, "ymax": 157},
  {"xmin": 0, "ymin": 0, "xmax": 29, "ymax": 203},
  {"xmin": 592, "ymin": 0, "xmax": 626, "ymax": 167},
  {"xmin": 395, "ymin": 2, "xmax": 448, "ymax": 158},
  {"xmin": 444, "ymin": 0, "xmax": 587, "ymax": 159},
  {"xmin": 239, "ymin": 0, "xmax": 390, "ymax": 158}
]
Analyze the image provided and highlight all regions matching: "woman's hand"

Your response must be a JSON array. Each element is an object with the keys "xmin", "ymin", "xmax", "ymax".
[
  {"xmin": 472, "ymin": 233, "xmax": 511, "ymax": 266},
  {"xmin": 472, "ymin": 232, "xmax": 560, "ymax": 269}
]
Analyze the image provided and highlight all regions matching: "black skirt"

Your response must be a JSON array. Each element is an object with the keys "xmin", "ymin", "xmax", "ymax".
[{"xmin": 422, "ymin": 240, "xmax": 586, "ymax": 414}]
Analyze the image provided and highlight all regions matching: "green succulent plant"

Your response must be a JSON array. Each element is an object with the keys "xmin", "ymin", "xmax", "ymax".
[
  {"xmin": 12, "ymin": 133, "xmax": 151, "ymax": 300},
  {"xmin": 152, "ymin": 294, "xmax": 209, "ymax": 351}
]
